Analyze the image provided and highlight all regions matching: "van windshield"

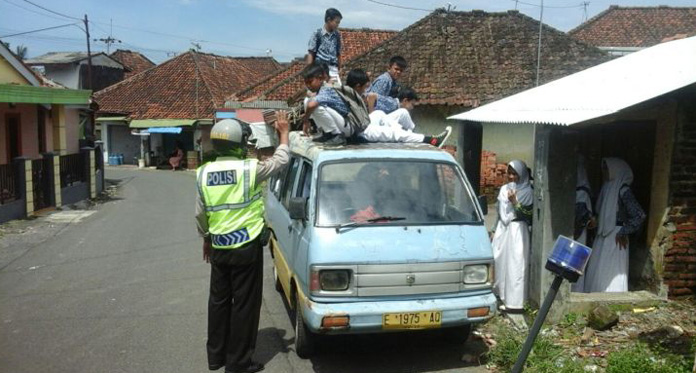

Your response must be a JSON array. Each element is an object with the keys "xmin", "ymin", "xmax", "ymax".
[{"xmin": 316, "ymin": 160, "xmax": 481, "ymax": 227}]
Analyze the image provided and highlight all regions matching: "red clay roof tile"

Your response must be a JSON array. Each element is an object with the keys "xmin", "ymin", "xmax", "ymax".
[
  {"xmin": 110, "ymin": 50, "xmax": 156, "ymax": 79},
  {"xmin": 94, "ymin": 51, "xmax": 282, "ymax": 119},
  {"xmin": 569, "ymin": 6, "xmax": 696, "ymax": 48}
]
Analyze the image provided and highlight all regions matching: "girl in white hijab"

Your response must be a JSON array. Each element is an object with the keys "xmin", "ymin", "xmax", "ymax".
[
  {"xmin": 584, "ymin": 158, "xmax": 646, "ymax": 292},
  {"xmin": 571, "ymin": 156, "xmax": 595, "ymax": 292},
  {"xmin": 491, "ymin": 160, "xmax": 533, "ymax": 311}
]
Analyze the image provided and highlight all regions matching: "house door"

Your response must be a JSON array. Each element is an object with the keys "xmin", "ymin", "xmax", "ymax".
[{"xmin": 5, "ymin": 114, "xmax": 21, "ymax": 161}]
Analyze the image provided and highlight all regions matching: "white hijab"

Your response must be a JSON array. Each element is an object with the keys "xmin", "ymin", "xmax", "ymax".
[
  {"xmin": 576, "ymin": 156, "xmax": 592, "ymax": 211},
  {"xmin": 498, "ymin": 160, "xmax": 534, "ymax": 206},
  {"xmin": 595, "ymin": 157, "xmax": 633, "ymax": 237}
]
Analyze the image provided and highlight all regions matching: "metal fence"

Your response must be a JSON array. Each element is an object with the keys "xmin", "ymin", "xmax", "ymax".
[
  {"xmin": 31, "ymin": 158, "xmax": 51, "ymax": 210},
  {"xmin": 60, "ymin": 153, "xmax": 86, "ymax": 187},
  {"xmin": 0, "ymin": 163, "xmax": 18, "ymax": 205}
]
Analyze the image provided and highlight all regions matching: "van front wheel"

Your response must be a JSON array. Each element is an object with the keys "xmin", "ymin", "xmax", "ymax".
[{"xmin": 294, "ymin": 291, "xmax": 315, "ymax": 358}]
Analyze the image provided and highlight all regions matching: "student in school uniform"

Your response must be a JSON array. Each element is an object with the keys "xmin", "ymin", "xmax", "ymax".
[{"xmin": 306, "ymin": 8, "xmax": 343, "ymax": 84}]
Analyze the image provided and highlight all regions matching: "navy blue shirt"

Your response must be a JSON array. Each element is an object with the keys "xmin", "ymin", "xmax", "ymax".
[
  {"xmin": 308, "ymin": 28, "xmax": 341, "ymax": 66},
  {"xmin": 313, "ymin": 84, "xmax": 349, "ymax": 117}
]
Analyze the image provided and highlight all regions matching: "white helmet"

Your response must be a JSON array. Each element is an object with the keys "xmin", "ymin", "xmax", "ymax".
[{"xmin": 210, "ymin": 119, "xmax": 250, "ymax": 153}]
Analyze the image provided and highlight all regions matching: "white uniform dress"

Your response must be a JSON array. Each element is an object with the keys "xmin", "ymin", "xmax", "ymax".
[
  {"xmin": 491, "ymin": 160, "xmax": 533, "ymax": 310},
  {"xmin": 360, "ymin": 109, "xmax": 424, "ymax": 143},
  {"xmin": 584, "ymin": 158, "xmax": 645, "ymax": 293}
]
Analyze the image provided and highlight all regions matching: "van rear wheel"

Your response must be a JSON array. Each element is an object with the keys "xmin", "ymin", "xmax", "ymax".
[{"xmin": 294, "ymin": 291, "xmax": 315, "ymax": 358}]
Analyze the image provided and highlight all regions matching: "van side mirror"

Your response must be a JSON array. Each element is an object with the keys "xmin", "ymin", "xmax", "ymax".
[
  {"xmin": 477, "ymin": 195, "xmax": 488, "ymax": 216},
  {"xmin": 289, "ymin": 197, "xmax": 308, "ymax": 220}
]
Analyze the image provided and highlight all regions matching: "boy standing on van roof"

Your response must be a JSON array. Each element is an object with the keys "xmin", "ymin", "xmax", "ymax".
[
  {"xmin": 306, "ymin": 8, "xmax": 342, "ymax": 83},
  {"xmin": 366, "ymin": 56, "xmax": 408, "ymax": 113},
  {"xmin": 346, "ymin": 68, "xmax": 451, "ymax": 147},
  {"xmin": 196, "ymin": 112, "xmax": 290, "ymax": 373},
  {"xmin": 301, "ymin": 63, "xmax": 352, "ymax": 145}
]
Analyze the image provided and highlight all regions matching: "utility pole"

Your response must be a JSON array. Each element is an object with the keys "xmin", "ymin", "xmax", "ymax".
[
  {"xmin": 84, "ymin": 14, "xmax": 95, "ymax": 143},
  {"xmin": 582, "ymin": 2, "xmax": 590, "ymax": 22},
  {"xmin": 535, "ymin": 0, "xmax": 544, "ymax": 87},
  {"xmin": 84, "ymin": 14, "xmax": 93, "ymax": 91}
]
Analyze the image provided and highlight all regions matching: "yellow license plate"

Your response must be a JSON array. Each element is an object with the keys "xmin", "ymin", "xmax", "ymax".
[{"xmin": 382, "ymin": 311, "xmax": 442, "ymax": 329}]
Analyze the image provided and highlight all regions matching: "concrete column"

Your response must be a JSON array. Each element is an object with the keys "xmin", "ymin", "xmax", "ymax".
[
  {"xmin": 52, "ymin": 105, "xmax": 68, "ymax": 155},
  {"xmin": 23, "ymin": 159, "xmax": 34, "ymax": 217},
  {"xmin": 529, "ymin": 125, "xmax": 577, "ymax": 321},
  {"xmin": 89, "ymin": 150, "xmax": 96, "ymax": 198},
  {"xmin": 53, "ymin": 154, "xmax": 62, "ymax": 208},
  {"xmin": 81, "ymin": 148, "xmax": 95, "ymax": 199}
]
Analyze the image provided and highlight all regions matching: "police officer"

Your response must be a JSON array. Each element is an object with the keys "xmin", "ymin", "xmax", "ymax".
[{"xmin": 195, "ymin": 111, "xmax": 290, "ymax": 373}]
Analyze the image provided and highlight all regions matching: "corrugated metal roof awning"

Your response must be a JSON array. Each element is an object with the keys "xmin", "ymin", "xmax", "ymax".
[
  {"xmin": 129, "ymin": 119, "xmax": 196, "ymax": 128},
  {"xmin": 95, "ymin": 116, "xmax": 128, "ymax": 122},
  {"xmin": 448, "ymin": 36, "xmax": 696, "ymax": 126}
]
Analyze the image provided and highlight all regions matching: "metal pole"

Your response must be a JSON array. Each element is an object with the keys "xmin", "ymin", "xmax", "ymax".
[
  {"xmin": 84, "ymin": 14, "xmax": 93, "ymax": 91},
  {"xmin": 511, "ymin": 275, "xmax": 564, "ymax": 373},
  {"xmin": 535, "ymin": 0, "xmax": 544, "ymax": 87}
]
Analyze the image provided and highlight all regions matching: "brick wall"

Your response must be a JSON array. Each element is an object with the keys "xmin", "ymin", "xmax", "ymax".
[
  {"xmin": 480, "ymin": 150, "xmax": 508, "ymax": 200},
  {"xmin": 663, "ymin": 102, "xmax": 696, "ymax": 297}
]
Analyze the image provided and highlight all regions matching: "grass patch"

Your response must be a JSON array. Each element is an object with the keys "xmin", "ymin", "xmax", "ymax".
[
  {"xmin": 606, "ymin": 342, "xmax": 692, "ymax": 373},
  {"xmin": 486, "ymin": 322, "xmax": 592, "ymax": 373}
]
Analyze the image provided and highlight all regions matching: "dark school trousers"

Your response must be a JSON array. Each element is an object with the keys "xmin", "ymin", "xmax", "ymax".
[{"xmin": 207, "ymin": 237, "xmax": 263, "ymax": 371}]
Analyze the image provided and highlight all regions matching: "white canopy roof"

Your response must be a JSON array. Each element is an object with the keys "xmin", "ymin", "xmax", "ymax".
[{"xmin": 448, "ymin": 36, "xmax": 696, "ymax": 126}]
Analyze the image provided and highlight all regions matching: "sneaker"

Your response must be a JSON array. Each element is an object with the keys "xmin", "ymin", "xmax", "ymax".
[
  {"xmin": 313, "ymin": 133, "xmax": 346, "ymax": 146},
  {"xmin": 429, "ymin": 126, "xmax": 452, "ymax": 148}
]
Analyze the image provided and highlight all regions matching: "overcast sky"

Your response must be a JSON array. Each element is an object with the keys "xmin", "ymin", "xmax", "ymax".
[{"xmin": 1, "ymin": 0, "xmax": 693, "ymax": 63}]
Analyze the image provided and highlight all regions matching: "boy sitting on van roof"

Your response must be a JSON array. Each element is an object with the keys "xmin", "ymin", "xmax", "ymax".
[
  {"xmin": 365, "ymin": 56, "xmax": 407, "ymax": 113},
  {"xmin": 346, "ymin": 68, "xmax": 451, "ymax": 148},
  {"xmin": 301, "ymin": 63, "xmax": 351, "ymax": 145}
]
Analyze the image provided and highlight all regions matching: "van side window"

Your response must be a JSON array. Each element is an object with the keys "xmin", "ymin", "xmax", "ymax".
[
  {"xmin": 296, "ymin": 162, "xmax": 313, "ymax": 198},
  {"xmin": 281, "ymin": 158, "xmax": 301, "ymax": 209}
]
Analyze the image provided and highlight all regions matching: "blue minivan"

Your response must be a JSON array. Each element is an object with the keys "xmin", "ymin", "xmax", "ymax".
[{"xmin": 265, "ymin": 132, "xmax": 495, "ymax": 357}]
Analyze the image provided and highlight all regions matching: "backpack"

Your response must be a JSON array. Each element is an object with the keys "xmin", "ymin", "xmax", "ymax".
[
  {"xmin": 312, "ymin": 28, "xmax": 342, "ymax": 62},
  {"xmin": 333, "ymin": 85, "xmax": 370, "ymax": 135}
]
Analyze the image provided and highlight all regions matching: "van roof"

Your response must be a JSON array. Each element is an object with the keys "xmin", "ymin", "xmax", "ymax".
[{"xmin": 288, "ymin": 131, "xmax": 454, "ymax": 163}]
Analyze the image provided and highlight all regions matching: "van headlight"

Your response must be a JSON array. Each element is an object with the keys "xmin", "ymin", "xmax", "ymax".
[
  {"xmin": 319, "ymin": 270, "xmax": 351, "ymax": 291},
  {"xmin": 463, "ymin": 264, "xmax": 489, "ymax": 284}
]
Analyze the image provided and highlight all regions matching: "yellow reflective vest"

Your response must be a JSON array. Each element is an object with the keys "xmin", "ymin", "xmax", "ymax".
[{"xmin": 197, "ymin": 157, "xmax": 265, "ymax": 249}]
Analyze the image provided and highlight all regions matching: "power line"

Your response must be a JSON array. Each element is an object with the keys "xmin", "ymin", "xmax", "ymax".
[
  {"xmin": 21, "ymin": 0, "xmax": 81, "ymax": 20},
  {"xmin": 0, "ymin": 23, "xmax": 78, "ymax": 38},
  {"xmin": 0, "ymin": 0, "xmax": 72, "ymax": 22},
  {"xmin": 511, "ymin": 0, "xmax": 584, "ymax": 9},
  {"xmin": 365, "ymin": 0, "xmax": 433, "ymax": 12}
]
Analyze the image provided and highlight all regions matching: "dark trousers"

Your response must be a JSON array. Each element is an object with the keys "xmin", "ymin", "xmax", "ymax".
[{"xmin": 207, "ymin": 238, "xmax": 263, "ymax": 371}]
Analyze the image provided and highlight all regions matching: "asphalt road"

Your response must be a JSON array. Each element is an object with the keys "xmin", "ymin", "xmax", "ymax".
[{"xmin": 0, "ymin": 168, "xmax": 488, "ymax": 373}]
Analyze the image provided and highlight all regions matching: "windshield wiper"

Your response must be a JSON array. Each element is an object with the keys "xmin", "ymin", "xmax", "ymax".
[{"xmin": 335, "ymin": 216, "xmax": 406, "ymax": 233}]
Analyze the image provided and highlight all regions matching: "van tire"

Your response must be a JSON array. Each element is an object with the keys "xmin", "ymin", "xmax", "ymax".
[
  {"xmin": 294, "ymin": 291, "xmax": 315, "ymax": 358},
  {"xmin": 273, "ymin": 266, "xmax": 283, "ymax": 292},
  {"xmin": 443, "ymin": 324, "xmax": 472, "ymax": 344}
]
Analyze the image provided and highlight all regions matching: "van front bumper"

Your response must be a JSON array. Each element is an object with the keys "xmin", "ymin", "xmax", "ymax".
[{"xmin": 299, "ymin": 292, "xmax": 497, "ymax": 334}]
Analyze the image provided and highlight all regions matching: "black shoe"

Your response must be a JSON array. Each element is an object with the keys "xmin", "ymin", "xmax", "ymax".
[
  {"xmin": 311, "ymin": 132, "xmax": 334, "ymax": 142},
  {"xmin": 209, "ymin": 362, "xmax": 224, "ymax": 371},
  {"xmin": 428, "ymin": 126, "xmax": 452, "ymax": 148},
  {"xmin": 227, "ymin": 362, "xmax": 265, "ymax": 373},
  {"xmin": 313, "ymin": 133, "xmax": 346, "ymax": 146}
]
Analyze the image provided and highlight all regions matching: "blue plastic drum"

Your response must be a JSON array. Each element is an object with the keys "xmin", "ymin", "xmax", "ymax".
[{"xmin": 547, "ymin": 235, "xmax": 592, "ymax": 276}]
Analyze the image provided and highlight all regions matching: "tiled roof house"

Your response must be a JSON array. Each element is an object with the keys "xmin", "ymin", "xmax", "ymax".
[
  {"xmin": 228, "ymin": 28, "xmax": 398, "ymax": 105},
  {"xmin": 339, "ymin": 9, "xmax": 610, "ymax": 157},
  {"xmin": 569, "ymin": 6, "xmax": 696, "ymax": 54},
  {"xmin": 93, "ymin": 50, "xmax": 282, "ymax": 165},
  {"xmin": 110, "ymin": 49, "xmax": 156, "ymax": 79}
]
